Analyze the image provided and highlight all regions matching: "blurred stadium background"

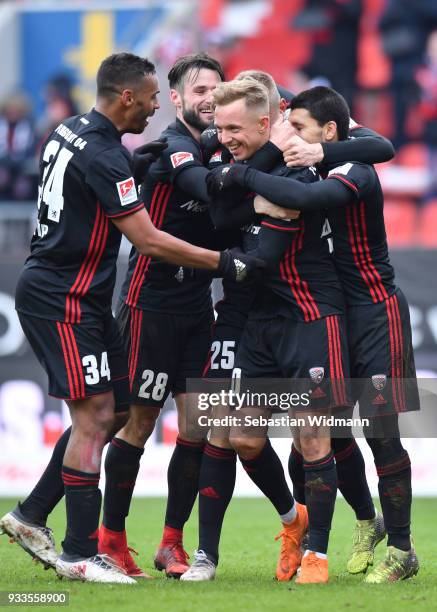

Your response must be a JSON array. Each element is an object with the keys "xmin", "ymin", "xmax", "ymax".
[{"xmin": 0, "ymin": 0, "xmax": 436, "ymax": 499}]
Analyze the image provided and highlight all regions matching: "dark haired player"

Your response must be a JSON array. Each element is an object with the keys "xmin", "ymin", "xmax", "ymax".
[
  {"xmin": 213, "ymin": 86, "xmax": 419, "ymax": 584},
  {"xmin": 0, "ymin": 53, "xmax": 262, "ymax": 584},
  {"xmin": 99, "ymin": 53, "xmax": 229, "ymax": 579}
]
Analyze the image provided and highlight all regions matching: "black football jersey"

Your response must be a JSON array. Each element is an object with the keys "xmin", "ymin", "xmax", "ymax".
[
  {"xmin": 326, "ymin": 162, "xmax": 396, "ymax": 305},
  {"xmin": 121, "ymin": 119, "xmax": 216, "ymax": 313},
  {"xmin": 247, "ymin": 164, "xmax": 345, "ymax": 321},
  {"xmin": 15, "ymin": 109, "xmax": 144, "ymax": 323}
]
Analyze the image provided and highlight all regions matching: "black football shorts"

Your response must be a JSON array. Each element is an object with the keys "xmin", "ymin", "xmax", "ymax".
[
  {"xmin": 116, "ymin": 303, "xmax": 213, "ymax": 408},
  {"xmin": 18, "ymin": 312, "xmax": 130, "ymax": 410},
  {"xmin": 233, "ymin": 314, "xmax": 351, "ymax": 411},
  {"xmin": 347, "ymin": 288, "xmax": 419, "ymax": 417}
]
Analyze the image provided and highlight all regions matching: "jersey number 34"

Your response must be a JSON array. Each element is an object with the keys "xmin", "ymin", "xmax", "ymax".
[{"xmin": 37, "ymin": 140, "xmax": 74, "ymax": 223}]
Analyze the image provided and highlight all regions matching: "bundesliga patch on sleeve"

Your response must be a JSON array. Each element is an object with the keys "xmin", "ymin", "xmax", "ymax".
[
  {"xmin": 210, "ymin": 149, "xmax": 223, "ymax": 163},
  {"xmin": 170, "ymin": 151, "xmax": 194, "ymax": 168},
  {"xmin": 116, "ymin": 177, "xmax": 137, "ymax": 206},
  {"xmin": 328, "ymin": 162, "xmax": 353, "ymax": 177}
]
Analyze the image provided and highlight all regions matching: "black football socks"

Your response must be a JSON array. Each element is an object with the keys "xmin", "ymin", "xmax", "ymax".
[
  {"xmin": 198, "ymin": 443, "xmax": 237, "ymax": 565},
  {"xmin": 61, "ymin": 466, "xmax": 101, "ymax": 558},
  {"xmin": 18, "ymin": 426, "xmax": 71, "ymax": 526},
  {"xmin": 102, "ymin": 437, "xmax": 144, "ymax": 532},
  {"xmin": 304, "ymin": 451, "xmax": 337, "ymax": 554}
]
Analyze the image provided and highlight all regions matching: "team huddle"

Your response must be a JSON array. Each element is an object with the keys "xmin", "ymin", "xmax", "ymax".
[{"xmin": 0, "ymin": 52, "xmax": 419, "ymax": 585}]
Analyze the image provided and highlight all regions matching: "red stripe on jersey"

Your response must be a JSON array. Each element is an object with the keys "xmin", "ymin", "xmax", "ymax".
[
  {"xmin": 126, "ymin": 183, "xmax": 171, "ymax": 307},
  {"xmin": 352, "ymin": 202, "xmax": 384, "ymax": 301},
  {"xmin": 74, "ymin": 211, "xmax": 109, "ymax": 315},
  {"xmin": 346, "ymin": 204, "xmax": 380, "ymax": 303},
  {"xmin": 279, "ymin": 224, "xmax": 319, "ymax": 322},
  {"xmin": 359, "ymin": 202, "xmax": 388, "ymax": 300},
  {"xmin": 327, "ymin": 174, "xmax": 359, "ymax": 194},
  {"xmin": 155, "ymin": 184, "xmax": 173, "ymax": 229},
  {"xmin": 126, "ymin": 183, "xmax": 163, "ymax": 305},
  {"xmin": 296, "ymin": 223, "xmax": 320, "ymax": 320},
  {"xmin": 63, "ymin": 324, "xmax": 86, "ymax": 398},
  {"xmin": 65, "ymin": 204, "xmax": 103, "ymax": 323},
  {"xmin": 56, "ymin": 322, "xmax": 76, "ymax": 399},
  {"xmin": 65, "ymin": 203, "xmax": 108, "ymax": 323},
  {"xmin": 280, "ymin": 245, "xmax": 311, "ymax": 322},
  {"xmin": 261, "ymin": 221, "xmax": 300, "ymax": 232}
]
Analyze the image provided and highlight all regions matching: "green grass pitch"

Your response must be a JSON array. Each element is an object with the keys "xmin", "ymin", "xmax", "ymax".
[{"xmin": 0, "ymin": 497, "xmax": 435, "ymax": 612}]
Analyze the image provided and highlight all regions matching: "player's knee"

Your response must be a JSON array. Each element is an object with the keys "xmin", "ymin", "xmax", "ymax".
[
  {"xmin": 229, "ymin": 435, "xmax": 264, "ymax": 459},
  {"xmin": 79, "ymin": 393, "xmax": 116, "ymax": 434},
  {"xmin": 300, "ymin": 435, "xmax": 331, "ymax": 462},
  {"xmin": 365, "ymin": 436, "xmax": 408, "ymax": 470},
  {"xmin": 129, "ymin": 407, "xmax": 159, "ymax": 442}
]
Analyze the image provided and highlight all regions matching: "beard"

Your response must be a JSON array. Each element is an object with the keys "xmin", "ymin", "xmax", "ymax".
[{"xmin": 182, "ymin": 106, "xmax": 210, "ymax": 133}]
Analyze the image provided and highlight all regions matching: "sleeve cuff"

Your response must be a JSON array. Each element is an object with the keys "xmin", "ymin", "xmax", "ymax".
[{"xmin": 105, "ymin": 202, "xmax": 145, "ymax": 218}]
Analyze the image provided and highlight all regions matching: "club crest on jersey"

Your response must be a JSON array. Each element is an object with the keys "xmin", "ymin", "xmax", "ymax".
[
  {"xmin": 210, "ymin": 149, "xmax": 223, "ymax": 163},
  {"xmin": 116, "ymin": 177, "xmax": 137, "ymax": 206},
  {"xmin": 372, "ymin": 374, "xmax": 387, "ymax": 391},
  {"xmin": 170, "ymin": 152, "xmax": 194, "ymax": 168},
  {"xmin": 309, "ymin": 367, "xmax": 324, "ymax": 384}
]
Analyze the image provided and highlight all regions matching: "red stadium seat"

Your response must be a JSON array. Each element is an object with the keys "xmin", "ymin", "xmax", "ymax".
[
  {"xmin": 396, "ymin": 143, "xmax": 428, "ymax": 169},
  {"xmin": 418, "ymin": 199, "xmax": 437, "ymax": 247},
  {"xmin": 384, "ymin": 198, "xmax": 417, "ymax": 247}
]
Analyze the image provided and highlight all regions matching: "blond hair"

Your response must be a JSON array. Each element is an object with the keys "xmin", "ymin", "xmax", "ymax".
[
  {"xmin": 212, "ymin": 77, "xmax": 269, "ymax": 115},
  {"xmin": 236, "ymin": 70, "xmax": 280, "ymax": 119}
]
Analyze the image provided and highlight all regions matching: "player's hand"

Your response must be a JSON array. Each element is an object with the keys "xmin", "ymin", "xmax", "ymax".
[
  {"xmin": 254, "ymin": 195, "xmax": 300, "ymax": 220},
  {"xmin": 206, "ymin": 163, "xmax": 248, "ymax": 196},
  {"xmin": 283, "ymin": 134, "xmax": 324, "ymax": 167},
  {"xmin": 217, "ymin": 247, "xmax": 266, "ymax": 282},
  {"xmin": 132, "ymin": 137, "xmax": 168, "ymax": 183},
  {"xmin": 269, "ymin": 116, "xmax": 296, "ymax": 152},
  {"xmin": 200, "ymin": 125, "xmax": 220, "ymax": 162}
]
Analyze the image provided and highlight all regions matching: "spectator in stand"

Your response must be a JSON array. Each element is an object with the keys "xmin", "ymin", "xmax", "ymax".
[
  {"xmin": 416, "ymin": 30, "xmax": 437, "ymax": 202},
  {"xmin": 294, "ymin": 0, "xmax": 362, "ymax": 108},
  {"xmin": 0, "ymin": 93, "xmax": 36, "ymax": 201},
  {"xmin": 380, "ymin": 0, "xmax": 437, "ymax": 148}
]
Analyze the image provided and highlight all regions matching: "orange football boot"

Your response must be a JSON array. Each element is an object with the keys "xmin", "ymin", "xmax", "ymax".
[
  {"xmin": 275, "ymin": 502, "xmax": 308, "ymax": 581},
  {"xmin": 296, "ymin": 552, "xmax": 329, "ymax": 584}
]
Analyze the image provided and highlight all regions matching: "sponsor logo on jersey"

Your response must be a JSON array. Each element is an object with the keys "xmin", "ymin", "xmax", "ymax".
[
  {"xmin": 328, "ymin": 162, "xmax": 353, "ymax": 177},
  {"xmin": 372, "ymin": 374, "xmax": 387, "ymax": 391},
  {"xmin": 210, "ymin": 149, "xmax": 223, "ymax": 163},
  {"xmin": 180, "ymin": 199, "xmax": 208, "ymax": 213},
  {"xmin": 309, "ymin": 367, "xmax": 324, "ymax": 384},
  {"xmin": 116, "ymin": 177, "xmax": 137, "ymax": 206},
  {"xmin": 170, "ymin": 151, "xmax": 194, "ymax": 168}
]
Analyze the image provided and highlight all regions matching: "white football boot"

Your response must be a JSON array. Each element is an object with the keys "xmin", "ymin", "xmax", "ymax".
[
  {"xmin": 56, "ymin": 553, "xmax": 137, "ymax": 584},
  {"xmin": 180, "ymin": 550, "xmax": 216, "ymax": 581},
  {"xmin": 0, "ymin": 509, "xmax": 58, "ymax": 569}
]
